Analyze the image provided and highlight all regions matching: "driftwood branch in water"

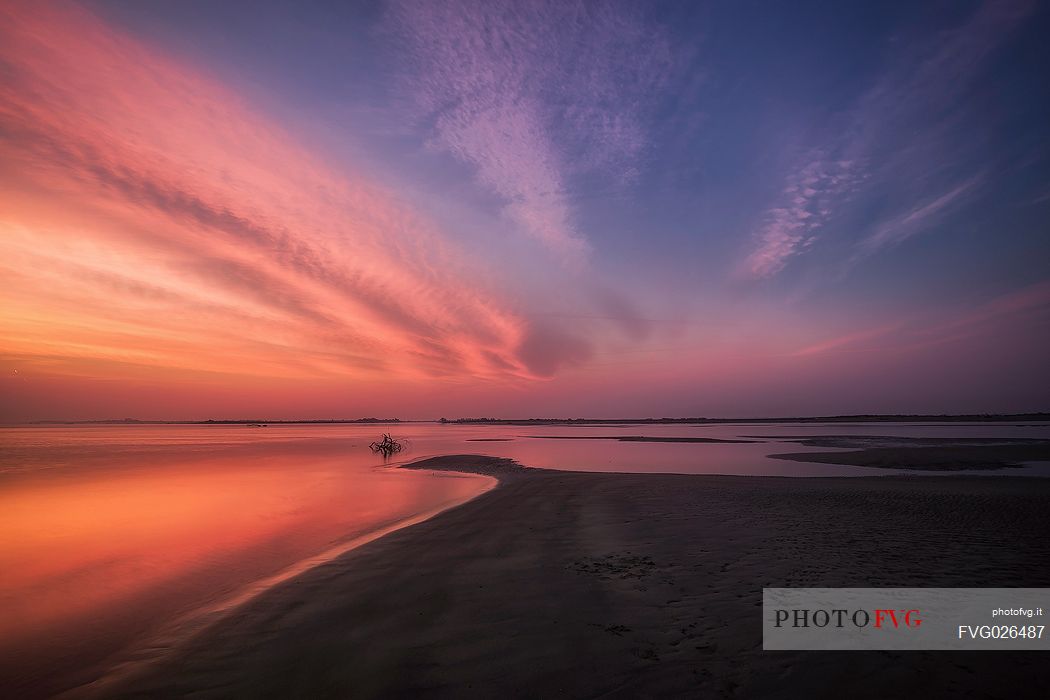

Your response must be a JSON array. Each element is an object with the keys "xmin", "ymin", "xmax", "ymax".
[{"xmin": 369, "ymin": 433, "xmax": 403, "ymax": 457}]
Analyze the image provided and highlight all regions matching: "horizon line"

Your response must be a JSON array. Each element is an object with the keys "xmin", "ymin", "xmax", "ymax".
[{"xmin": 9, "ymin": 412, "xmax": 1050, "ymax": 427}]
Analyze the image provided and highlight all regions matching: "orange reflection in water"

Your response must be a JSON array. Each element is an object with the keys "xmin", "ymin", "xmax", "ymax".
[{"xmin": 0, "ymin": 428, "xmax": 492, "ymax": 696}]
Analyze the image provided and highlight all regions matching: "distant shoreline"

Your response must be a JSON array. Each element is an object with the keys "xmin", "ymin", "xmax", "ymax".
[
  {"xmin": 13, "ymin": 412, "xmax": 1050, "ymax": 426},
  {"xmin": 16, "ymin": 418, "xmax": 404, "ymax": 426},
  {"xmin": 438, "ymin": 413, "xmax": 1050, "ymax": 425}
]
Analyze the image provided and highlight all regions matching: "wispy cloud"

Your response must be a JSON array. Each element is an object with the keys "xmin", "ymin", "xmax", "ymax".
[
  {"xmin": 790, "ymin": 323, "xmax": 899, "ymax": 357},
  {"xmin": 743, "ymin": 156, "xmax": 859, "ymax": 278},
  {"xmin": 921, "ymin": 279, "xmax": 1050, "ymax": 343},
  {"xmin": 790, "ymin": 281, "xmax": 1050, "ymax": 361},
  {"xmin": 742, "ymin": 0, "xmax": 1033, "ymax": 279},
  {"xmin": 1029, "ymin": 185, "xmax": 1050, "ymax": 205},
  {"xmin": 386, "ymin": 0, "xmax": 676, "ymax": 261},
  {"xmin": 856, "ymin": 175, "xmax": 983, "ymax": 257}
]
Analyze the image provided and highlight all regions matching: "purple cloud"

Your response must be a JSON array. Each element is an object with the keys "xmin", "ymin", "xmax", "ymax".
[
  {"xmin": 386, "ymin": 0, "xmax": 676, "ymax": 261},
  {"xmin": 743, "ymin": 156, "xmax": 858, "ymax": 278},
  {"xmin": 857, "ymin": 175, "xmax": 984, "ymax": 256},
  {"xmin": 742, "ymin": 0, "xmax": 1033, "ymax": 279}
]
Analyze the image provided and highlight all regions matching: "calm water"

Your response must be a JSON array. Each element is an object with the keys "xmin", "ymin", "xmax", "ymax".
[
  {"xmin": 0, "ymin": 425, "xmax": 495, "ymax": 696},
  {"xmin": 1, "ymin": 421, "xmax": 1048, "ymax": 695}
]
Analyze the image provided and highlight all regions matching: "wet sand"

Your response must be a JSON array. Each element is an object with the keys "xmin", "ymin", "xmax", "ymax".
[
  {"xmin": 762, "ymin": 436, "xmax": 1050, "ymax": 470},
  {"xmin": 524, "ymin": 435, "xmax": 756, "ymax": 443},
  {"xmin": 86, "ymin": 456, "xmax": 1050, "ymax": 699}
]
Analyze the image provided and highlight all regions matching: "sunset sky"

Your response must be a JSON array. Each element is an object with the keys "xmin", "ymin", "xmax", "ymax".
[{"xmin": 1, "ymin": 0, "xmax": 1048, "ymax": 421}]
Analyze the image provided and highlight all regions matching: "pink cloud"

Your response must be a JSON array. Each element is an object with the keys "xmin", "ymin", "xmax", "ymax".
[
  {"xmin": 0, "ymin": 0, "xmax": 571, "ymax": 397},
  {"xmin": 790, "ymin": 324, "xmax": 900, "ymax": 357},
  {"xmin": 919, "ymin": 280, "xmax": 1050, "ymax": 344}
]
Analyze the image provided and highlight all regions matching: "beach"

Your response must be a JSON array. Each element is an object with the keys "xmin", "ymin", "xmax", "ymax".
[{"xmin": 86, "ymin": 455, "xmax": 1050, "ymax": 699}]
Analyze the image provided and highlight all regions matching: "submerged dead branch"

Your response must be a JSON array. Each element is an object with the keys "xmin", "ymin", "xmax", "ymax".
[{"xmin": 369, "ymin": 433, "xmax": 403, "ymax": 457}]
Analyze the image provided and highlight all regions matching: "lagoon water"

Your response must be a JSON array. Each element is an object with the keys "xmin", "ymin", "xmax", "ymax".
[{"xmin": 1, "ymin": 421, "xmax": 1048, "ymax": 694}]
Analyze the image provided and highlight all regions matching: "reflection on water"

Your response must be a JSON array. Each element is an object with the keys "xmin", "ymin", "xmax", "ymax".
[
  {"xmin": 468, "ymin": 422, "xmax": 1050, "ymax": 476},
  {"xmin": 0, "ymin": 427, "xmax": 492, "ymax": 697},
  {"xmin": 0, "ymin": 421, "xmax": 1048, "ymax": 695}
]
